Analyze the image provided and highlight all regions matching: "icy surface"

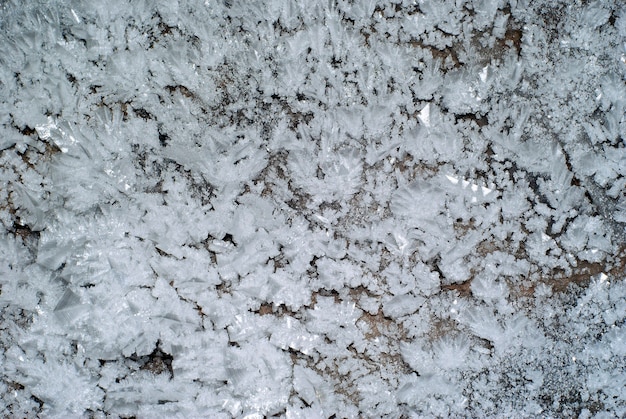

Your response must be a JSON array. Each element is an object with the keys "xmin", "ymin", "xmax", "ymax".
[{"xmin": 1, "ymin": 0, "xmax": 625, "ymax": 417}]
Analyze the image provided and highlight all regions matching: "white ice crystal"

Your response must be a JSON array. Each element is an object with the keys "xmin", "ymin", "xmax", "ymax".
[
  {"xmin": 470, "ymin": 275, "xmax": 509, "ymax": 303},
  {"xmin": 319, "ymin": 147, "xmax": 363, "ymax": 200},
  {"xmin": 433, "ymin": 334, "xmax": 470, "ymax": 370},
  {"xmin": 391, "ymin": 180, "xmax": 445, "ymax": 223}
]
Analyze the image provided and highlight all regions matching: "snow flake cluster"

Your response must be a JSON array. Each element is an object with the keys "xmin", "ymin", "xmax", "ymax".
[{"xmin": 1, "ymin": 0, "xmax": 625, "ymax": 417}]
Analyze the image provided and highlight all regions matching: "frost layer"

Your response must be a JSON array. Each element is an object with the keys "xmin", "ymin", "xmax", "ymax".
[{"xmin": 1, "ymin": 0, "xmax": 625, "ymax": 417}]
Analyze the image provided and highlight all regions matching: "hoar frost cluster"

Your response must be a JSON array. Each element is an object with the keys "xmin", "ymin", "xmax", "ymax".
[{"xmin": 1, "ymin": 0, "xmax": 625, "ymax": 417}]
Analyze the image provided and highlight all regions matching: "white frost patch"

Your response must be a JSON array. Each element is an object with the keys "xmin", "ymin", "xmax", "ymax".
[
  {"xmin": 418, "ymin": 103, "xmax": 431, "ymax": 127},
  {"xmin": 2, "ymin": 0, "xmax": 625, "ymax": 417}
]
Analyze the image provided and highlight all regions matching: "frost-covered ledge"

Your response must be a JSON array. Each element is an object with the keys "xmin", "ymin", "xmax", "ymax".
[{"xmin": 1, "ymin": 0, "xmax": 625, "ymax": 417}]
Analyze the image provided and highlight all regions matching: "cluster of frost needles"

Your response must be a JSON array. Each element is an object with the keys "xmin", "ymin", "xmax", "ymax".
[{"xmin": 1, "ymin": 0, "xmax": 626, "ymax": 417}]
